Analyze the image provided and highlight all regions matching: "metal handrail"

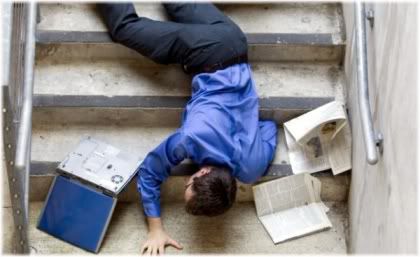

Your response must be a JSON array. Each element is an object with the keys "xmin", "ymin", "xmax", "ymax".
[
  {"xmin": 15, "ymin": 2, "xmax": 36, "ymax": 173},
  {"xmin": 354, "ymin": 1, "xmax": 383, "ymax": 165},
  {"xmin": 14, "ymin": 2, "xmax": 37, "ymax": 233}
]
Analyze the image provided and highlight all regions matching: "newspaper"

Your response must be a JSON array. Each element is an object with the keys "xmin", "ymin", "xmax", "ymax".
[
  {"xmin": 284, "ymin": 101, "xmax": 352, "ymax": 175},
  {"xmin": 253, "ymin": 174, "xmax": 332, "ymax": 243}
]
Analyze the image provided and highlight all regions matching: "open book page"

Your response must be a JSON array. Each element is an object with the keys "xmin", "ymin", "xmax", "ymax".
[
  {"xmin": 304, "ymin": 174, "xmax": 329, "ymax": 212},
  {"xmin": 259, "ymin": 203, "xmax": 332, "ymax": 243},
  {"xmin": 253, "ymin": 174, "xmax": 316, "ymax": 217},
  {"xmin": 284, "ymin": 101, "xmax": 351, "ymax": 175},
  {"xmin": 327, "ymin": 124, "xmax": 352, "ymax": 175},
  {"xmin": 253, "ymin": 174, "xmax": 332, "ymax": 243},
  {"xmin": 284, "ymin": 128, "xmax": 331, "ymax": 174},
  {"xmin": 304, "ymin": 173, "xmax": 321, "ymax": 201},
  {"xmin": 284, "ymin": 101, "xmax": 348, "ymax": 144}
]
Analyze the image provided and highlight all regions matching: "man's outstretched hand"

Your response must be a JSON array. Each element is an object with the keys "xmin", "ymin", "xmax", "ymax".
[{"xmin": 141, "ymin": 217, "xmax": 183, "ymax": 255}]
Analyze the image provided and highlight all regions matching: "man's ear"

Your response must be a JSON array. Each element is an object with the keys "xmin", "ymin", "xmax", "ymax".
[{"xmin": 199, "ymin": 166, "xmax": 212, "ymax": 176}]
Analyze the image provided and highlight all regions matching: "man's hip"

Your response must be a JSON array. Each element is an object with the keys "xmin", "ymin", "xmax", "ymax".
[{"xmin": 178, "ymin": 23, "xmax": 248, "ymax": 75}]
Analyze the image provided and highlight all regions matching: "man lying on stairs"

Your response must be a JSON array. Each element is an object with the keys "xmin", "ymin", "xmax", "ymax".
[{"xmin": 98, "ymin": 2, "xmax": 278, "ymax": 255}]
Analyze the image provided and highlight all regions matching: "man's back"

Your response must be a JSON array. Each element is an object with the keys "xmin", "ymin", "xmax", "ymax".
[{"xmin": 182, "ymin": 63, "xmax": 277, "ymax": 183}]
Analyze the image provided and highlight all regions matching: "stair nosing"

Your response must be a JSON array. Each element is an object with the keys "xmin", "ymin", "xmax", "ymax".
[
  {"xmin": 33, "ymin": 94, "xmax": 335, "ymax": 109},
  {"xmin": 36, "ymin": 30, "xmax": 345, "ymax": 46},
  {"xmin": 30, "ymin": 160, "xmax": 343, "ymax": 178},
  {"xmin": 31, "ymin": 161, "xmax": 292, "ymax": 177}
]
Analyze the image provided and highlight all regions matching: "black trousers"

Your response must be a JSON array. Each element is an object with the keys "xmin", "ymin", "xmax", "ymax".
[{"xmin": 97, "ymin": 3, "xmax": 248, "ymax": 74}]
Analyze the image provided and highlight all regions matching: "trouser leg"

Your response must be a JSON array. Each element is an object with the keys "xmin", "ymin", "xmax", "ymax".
[
  {"xmin": 97, "ymin": 3, "xmax": 188, "ymax": 64},
  {"xmin": 98, "ymin": 3, "xmax": 248, "ymax": 73}
]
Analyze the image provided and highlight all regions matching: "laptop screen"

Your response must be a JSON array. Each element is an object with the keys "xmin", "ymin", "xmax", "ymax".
[{"xmin": 37, "ymin": 175, "xmax": 117, "ymax": 253}]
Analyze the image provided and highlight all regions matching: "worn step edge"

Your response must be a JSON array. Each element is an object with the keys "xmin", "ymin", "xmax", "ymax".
[
  {"xmin": 31, "ymin": 107, "xmax": 335, "ymax": 128},
  {"xmin": 33, "ymin": 95, "xmax": 336, "ymax": 125},
  {"xmin": 33, "ymin": 94, "xmax": 335, "ymax": 109},
  {"xmin": 31, "ymin": 161, "xmax": 292, "ymax": 177},
  {"xmin": 29, "ymin": 165, "xmax": 349, "ymax": 203},
  {"xmin": 36, "ymin": 31, "xmax": 344, "ymax": 62},
  {"xmin": 36, "ymin": 30, "xmax": 344, "ymax": 46}
]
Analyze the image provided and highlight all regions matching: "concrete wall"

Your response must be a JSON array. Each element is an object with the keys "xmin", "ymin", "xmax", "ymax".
[{"xmin": 342, "ymin": 2, "xmax": 417, "ymax": 254}]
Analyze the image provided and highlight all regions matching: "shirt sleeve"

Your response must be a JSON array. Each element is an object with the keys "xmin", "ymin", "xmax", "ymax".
[
  {"xmin": 137, "ymin": 130, "xmax": 190, "ymax": 217},
  {"xmin": 259, "ymin": 120, "xmax": 278, "ymax": 162},
  {"xmin": 259, "ymin": 120, "xmax": 277, "ymax": 168}
]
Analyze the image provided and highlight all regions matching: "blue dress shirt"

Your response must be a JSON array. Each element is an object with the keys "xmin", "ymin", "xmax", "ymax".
[{"xmin": 137, "ymin": 63, "xmax": 278, "ymax": 217}]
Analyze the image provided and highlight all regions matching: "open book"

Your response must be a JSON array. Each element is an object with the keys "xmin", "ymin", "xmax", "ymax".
[
  {"xmin": 253, "ymin": 173, "xmax": 332, "ymax": 244},
  {"xmin": 284, "ymin": 101, "xmax": 352, "ymax": 175}
]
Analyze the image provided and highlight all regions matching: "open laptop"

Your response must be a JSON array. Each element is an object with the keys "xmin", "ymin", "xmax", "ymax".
[{"xmin": 37, "ymin": 137, "xmax": 141, "ymax": 253}]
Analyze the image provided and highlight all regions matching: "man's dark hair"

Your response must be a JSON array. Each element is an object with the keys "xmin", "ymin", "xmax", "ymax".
[{"xmin": 185, "ymin": 166, "xmax": 237, "ymax": 217}]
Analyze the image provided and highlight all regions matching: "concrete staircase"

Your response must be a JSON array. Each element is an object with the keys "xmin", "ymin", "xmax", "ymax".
[{"xmin": 4, "ymin": 2, "xmax": 350, "ymax": 254}]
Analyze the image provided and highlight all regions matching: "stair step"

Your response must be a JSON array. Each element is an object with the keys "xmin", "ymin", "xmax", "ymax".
[
  {"xmin": 36, "ymin": 3, "xmax": 345, "ymax": 62},
  {"xmin": 30, "ymin": 122, "xmax": 349, "ymax": 203},
  {"xmin": 33, "ymin": 58, "xmax": 344, "ymax": 123},
  {"xmin": 23, "ymin": 201, "xmax": 348, "ymax": 254}
]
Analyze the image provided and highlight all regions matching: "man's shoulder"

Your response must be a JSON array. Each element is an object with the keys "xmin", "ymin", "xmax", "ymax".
[{"xmin": 180, "ymin": 116, "xmax": 209, "ymax": 142}]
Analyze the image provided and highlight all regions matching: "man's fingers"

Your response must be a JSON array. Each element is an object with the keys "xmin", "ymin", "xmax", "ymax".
[
  {"xmin": 141, "ymin": 242, "xmax": 148, "ymax": 254},
  {"xmin": 167, "ymin": 238, "xmax": 183, "ymax": 250},
  {"xmin": 146, "ymin": 246, "xmax": 152, "ymax": 256},
  {"xmin": 141, "ymin": 244, "xmax": 148, "ymax": 255},
  {"xmin": 158, "ymin": 246, "xmax": 165, "ymax": 255},
  {"xmin": 152, "ymin": 246, "xmax": 158, "ymax": 256}
]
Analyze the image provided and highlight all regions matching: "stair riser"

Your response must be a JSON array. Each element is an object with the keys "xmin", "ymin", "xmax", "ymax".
[
  {"xmin": 36, "ymin": 43, "xmax": 344, "ymax": 63},
  {"xmin": 29, "ymin": 174, "xmax": 349, "ymax": 203}
]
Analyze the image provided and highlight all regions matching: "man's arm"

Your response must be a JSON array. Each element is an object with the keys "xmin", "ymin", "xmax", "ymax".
[{"xmin": 137, "ymin": 130, "xmax": 191, "ymax": 254}]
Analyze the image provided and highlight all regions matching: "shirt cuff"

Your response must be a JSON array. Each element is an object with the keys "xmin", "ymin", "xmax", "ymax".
[{"xmin": 142, "ymin": 201, "xmax": 161, "ymax": 217}]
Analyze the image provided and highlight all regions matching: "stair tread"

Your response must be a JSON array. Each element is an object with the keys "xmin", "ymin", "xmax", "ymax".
[
  {"xmin": 30, "ymin": 123, "xmax": 349, "ymax": 203},
  {"xmin": 38, "ymin": 3, "xmax": 343, "ymax": 37},
  {"xmin": 25, "ymin": 201, "xmax": 347, "ymax": 254},
  {"xmin": 34, "ymin": 59, "xmax": 343, "ymax": 101},
  {"xmin": 31, "ymin": 124, "xmax": 289, "ymax": 172}
]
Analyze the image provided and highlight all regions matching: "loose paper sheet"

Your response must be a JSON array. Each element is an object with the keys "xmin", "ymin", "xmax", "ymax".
[
  {"xmin": 284, "ymin": 101, "xmax": 352, "ymax": 175},
  {"xmin": 253, "ymin": 174, "xmax": 332, "ymax": 244}
]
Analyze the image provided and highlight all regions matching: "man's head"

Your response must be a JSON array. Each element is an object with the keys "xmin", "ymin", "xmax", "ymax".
[{"xmin": 184, "ymin": 165, "xmax": 237, "ymax": 217}]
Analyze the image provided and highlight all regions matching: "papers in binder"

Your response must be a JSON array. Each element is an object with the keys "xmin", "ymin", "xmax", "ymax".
[
  {"xmin": 284, "ymin": 101, "xmax": 352, "ymax": 175},
  {"xmin": 253, "ymin": 173, "xmax": 332, "ymax": 244}
]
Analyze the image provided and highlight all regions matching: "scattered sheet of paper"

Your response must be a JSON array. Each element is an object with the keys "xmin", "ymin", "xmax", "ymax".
[
  {"xmin": 284, "ymin": 101, "xmax": 352, "ymax": 175},
  {"xmin": 253, "ymin": 174, "xmax": 332, "ymax": 244}
]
